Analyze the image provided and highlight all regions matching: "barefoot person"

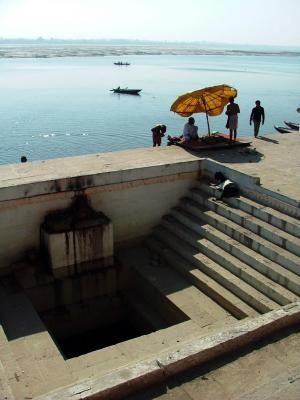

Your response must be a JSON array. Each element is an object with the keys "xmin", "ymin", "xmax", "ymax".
[
  {"xmin": 226, "ymin": 97, "xmax": 240, "ymax": 143},
  {"xmin": 151, "ymin": 124, "xmax": 166, "ymax": 147},
  {"xmin": 250, "ymin": 100, "xmax": 265, "ymax": 138}
]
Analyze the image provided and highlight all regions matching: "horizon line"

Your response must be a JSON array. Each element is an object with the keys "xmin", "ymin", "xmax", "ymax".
[{"xmin": 0, "ymin": 37, "xmax": 299, "ymax": 49}]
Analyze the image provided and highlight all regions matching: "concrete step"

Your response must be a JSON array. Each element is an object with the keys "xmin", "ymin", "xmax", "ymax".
[
  {"xmin": 157, "ymin": 218, "xmax": 281, "ymax": 314},
  {"xmin": 168, "ymin": 207, "xmax": 300, "ymax": 297},
  {"xmin": 166, "ymin": 207, "xmax": 298, "ymax": 307},
  {"xmin": 146, "ymin": 235, "xmax": 259, "ymax": 319},
  {"xmin": 189, "ymin": 188, "xmax": 300, "ymax": 257},
  {"xmin": 225, "ymin": 195, "xmax": 300, "ymax": 238},
  {"xmin": 179, "ymin": 198, "xmax": 300, "ymax": 277},
  {"xmin": 118, "ymin": 246, "xmax": 235, "ymax": 328},
  {"xmin": 125, "ymin": 291, "xmax": 169, "ymax": 332},
  {"xmin": 195, "ymin": 180, "xmax": 300, "ymax": 239}
]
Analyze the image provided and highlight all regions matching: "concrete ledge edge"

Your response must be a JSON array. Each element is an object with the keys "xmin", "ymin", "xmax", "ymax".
[
  {"xmin": 35, "ymin": 301, "xmax": 300, "ymax": 400},
  {"xmin": 0, "ymin": 160, "xmax": 201, "ymax": 202}
]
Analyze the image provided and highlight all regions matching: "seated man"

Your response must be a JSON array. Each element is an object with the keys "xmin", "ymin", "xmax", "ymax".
[{"xmin": 183, "ymin": 117, "xmax": 199, "ymax": 141}]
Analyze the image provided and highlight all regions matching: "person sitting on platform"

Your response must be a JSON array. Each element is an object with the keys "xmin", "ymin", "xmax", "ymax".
[
  {"xmin": 183, "ymin": 117, "xmax": 199, "ymax": 141},
  {"xmin": 167, "ymin": 117, "xmax": 199, "ymax": 145}
]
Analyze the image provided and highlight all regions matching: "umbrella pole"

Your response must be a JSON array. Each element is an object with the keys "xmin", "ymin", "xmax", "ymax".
[
  {"xmin": 202, "ymin": 97, "xmax": 211, "ymax": 136},
  {"xmin": 205, "ymin": 111, "xmax": 211, "ymax": 136}
]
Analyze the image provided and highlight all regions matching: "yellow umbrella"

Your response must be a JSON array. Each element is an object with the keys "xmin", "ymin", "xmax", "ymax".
[{"xmin": 170, "ymin": 84, "xmax": 237, "ymax": 135}]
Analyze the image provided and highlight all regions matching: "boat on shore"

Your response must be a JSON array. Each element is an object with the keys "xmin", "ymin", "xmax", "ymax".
[
  {"xmin": 284, "ymin": 121, "xmax": 299, "ymax": 130},
  {"xmin": 110, "ymin": 87, "xmax": 142, "ymax": 95},
  {"xmin": 114, "ymin": 62, "xmax": 130, "ymax": 66},
  {"xmin": 274, "ymin": 125, "xmax": 296, "ymax": 134}
]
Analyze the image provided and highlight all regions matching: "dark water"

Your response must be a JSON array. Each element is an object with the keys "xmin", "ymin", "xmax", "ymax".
[
  {"xmin": 58, "ymin": 319, "xmax": 149, "ymax": 359},
  {"xmin": 0, "ymin": 54, "xmax": 299, "ymax": 164}
]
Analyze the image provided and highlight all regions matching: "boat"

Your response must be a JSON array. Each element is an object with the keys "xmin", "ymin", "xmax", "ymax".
[
  {"xmin": 274, "ymin": 126, "xmax": 296, "ymax": 134},
  {"xmin": 110, "ymin": 87, "xmax": 142, "ymax": 95},
  {"xmin": 114, "ymin": 62, "xmax": 130, "ymax": 66},
  {"xmin": 284, "ymin": 121, "xmax": 299, "ymax": 130}
]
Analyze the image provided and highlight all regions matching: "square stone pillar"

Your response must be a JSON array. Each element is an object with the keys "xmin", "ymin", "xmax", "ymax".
[{"xmin": 41, "ymin": 196, "xmax": 113, "ymax": 277}]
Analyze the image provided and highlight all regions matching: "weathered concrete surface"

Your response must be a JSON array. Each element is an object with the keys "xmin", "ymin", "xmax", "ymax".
[
  {"xmin": 199, "ymin": 131, "xmax": 300, "ymax": 202},
  {"xmin": 0, "ymin": 132, "xmax": 299, "ymax": 399},
  {"xmin": 0, "ymin": 147, "xmax": 201, "ymax": 201},
  {"xmin": 0, "ymin": 131, "xmax": 299, "ymax": 201},
  {"xmin": 34, "ymin": 303, "xmax": 300, "ymax": 400},
  {"xmin": 0, "ymin": 157, "xmax": 199, "ymax": 270},
  {"xmin": 125, "ymin": 323, "xmax": 300, "ymax": 400}
]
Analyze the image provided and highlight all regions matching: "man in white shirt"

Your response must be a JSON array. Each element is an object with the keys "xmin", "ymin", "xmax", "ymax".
[{"xmin": 183, "ymin": 117, "xmax": 199, "ymax": 141}]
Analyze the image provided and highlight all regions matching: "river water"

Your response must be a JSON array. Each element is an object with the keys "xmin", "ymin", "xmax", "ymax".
[{"xmin": 0, "ymin": 54, "xmax": 299, "ymax": 164}]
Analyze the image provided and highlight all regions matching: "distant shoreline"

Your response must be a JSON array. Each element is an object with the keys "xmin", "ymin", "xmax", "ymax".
[{"xmin": 0, "ymin": 45, "xmax": 299, "ymax": 58}]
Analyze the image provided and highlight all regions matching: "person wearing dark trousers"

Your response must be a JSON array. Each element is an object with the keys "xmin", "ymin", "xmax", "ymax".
[{"xmin": 250, "ymin": 100, "xmax": 265, "ymax": 138}]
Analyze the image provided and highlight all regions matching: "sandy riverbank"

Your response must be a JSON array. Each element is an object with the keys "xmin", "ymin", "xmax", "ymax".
[{"xmin": 0, "ymin": 45, "xmax": 299, "ymax": 58}]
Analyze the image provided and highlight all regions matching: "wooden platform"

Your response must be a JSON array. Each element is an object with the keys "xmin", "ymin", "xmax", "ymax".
[{"xmin": 169, "ymin": 133, "xmax": 251, "ymax": 152}]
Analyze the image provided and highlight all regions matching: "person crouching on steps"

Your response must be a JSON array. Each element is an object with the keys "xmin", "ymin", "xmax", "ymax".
[
  {"xmin": 151, "ymin": 124, "xmax": 167, "ymax": 147},
  {"xmin": 213, "ymin": 171, "xmax": 239, "ymax": 200}
]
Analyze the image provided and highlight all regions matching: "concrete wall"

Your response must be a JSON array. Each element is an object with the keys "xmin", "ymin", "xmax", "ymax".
[
  {"xmin": 0, "ymin": 157, "xmax": 201, "ymax": 272},
  {"xmin": 1, "ymin": 146, "xmax": 297, "ymax": 274}
]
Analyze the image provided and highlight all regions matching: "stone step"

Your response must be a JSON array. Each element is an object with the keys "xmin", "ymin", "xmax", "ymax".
[
  {"xmin": 189, "ymin": 188, "xmax": 300, "ymax": 257},
  {"xmin": 179, "ymin": 198, "xmax": 300, "ymax": 277},
  {"xmin": 195, "ymin": 180, "xmax": 300, "ymax": 239},
  {"xmin": 158, "ymin": 218, "xmax": 281, "ymax": 314},
  {"xmin": 125, "ymin": 291, "xmax": 169, "ymax": 332},
  {"xmin": 226, "ymin": 195, "xmax": 300, "ymax": 239},
  {"xmin": 168, "ymin": 208, "xmax": 300, "ymax": 297},
  {"xmin": 118, "ymin": 246, "xmax": 235, "ymax": 328},
  {"xmin": 146, "ymin": 235, "xmax": 259, "ymax": 319},
  {"xmin": 166, "ymin": 207, "xmax": 298, "ymax": 307},
  {"xmin": 0, "ymin": 285, "xmax": 73, "ymax": 399}
]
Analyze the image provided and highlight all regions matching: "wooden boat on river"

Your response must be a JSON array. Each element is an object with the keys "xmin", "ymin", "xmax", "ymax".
[
  {"xmin": 114, "ymin": 62, "xmax": 130, "ymax": 66},
  {"xmin": 110, "ymin": 87, "xmax": 142, "ymax": 95},
  {"xmin": 274, "ymin": 126, "xmax": 296, "ymax": 134},
  {"xmin": 284, "ymin": 121, "xmax": 299, "ymax": 130}
]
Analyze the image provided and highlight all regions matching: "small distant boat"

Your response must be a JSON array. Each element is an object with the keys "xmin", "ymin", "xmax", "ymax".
[
  {"xmin": 274, "ymin": 126, "xmax": 295, "ymax": 134},
  {"xmin": 284, "ymin": 121, "xmax": 299, "ymax": 130},
  {"xmin": 114, "ymin": 62, "xmax": 130, "ymax": 66},
  {"xmin": 110, "ymin": 87, "xmax": 142, "ymax": 95}
]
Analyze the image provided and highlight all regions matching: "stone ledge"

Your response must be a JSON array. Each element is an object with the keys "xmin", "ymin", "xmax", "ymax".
[
  {"xmin": 0, "ymin": 147, "xmax": 201, "ymax": 202},
  {"xmin": 35, "ymin": 301, "xmax": 300, "ymax": 400}
]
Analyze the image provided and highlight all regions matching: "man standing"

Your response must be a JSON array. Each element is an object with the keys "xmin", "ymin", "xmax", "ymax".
[
  {"xmin": 250, "ymin": 100, "xmax": 265, "ymax": 138},
  {"xmin": 226, "ymin": 97, "xmax": 240, "ymax": 143}
]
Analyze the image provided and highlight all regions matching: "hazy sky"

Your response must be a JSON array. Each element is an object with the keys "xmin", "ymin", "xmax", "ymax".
[{"xmin": 0, "ymin": 0, "xmax": 300, "ymax": 46}]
